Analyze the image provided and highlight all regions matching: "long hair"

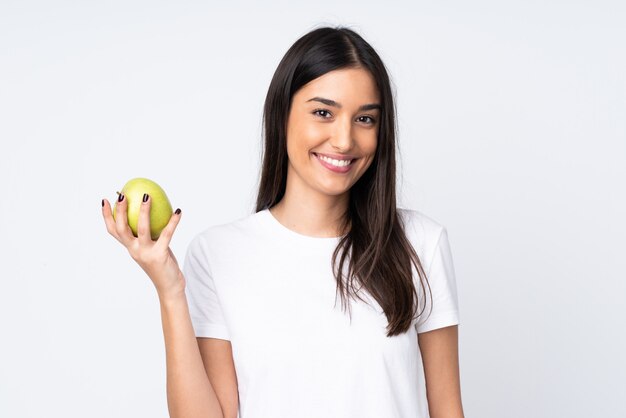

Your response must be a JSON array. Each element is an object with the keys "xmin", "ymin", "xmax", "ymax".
[{"xmin": 254, "ymin": 25, "xmax": 432, "ymax": 337}]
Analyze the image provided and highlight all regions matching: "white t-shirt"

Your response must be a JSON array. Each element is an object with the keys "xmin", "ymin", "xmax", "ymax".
[{"xmin": 182, "ymin": 207, "xmax": 460, "ymax": 418}]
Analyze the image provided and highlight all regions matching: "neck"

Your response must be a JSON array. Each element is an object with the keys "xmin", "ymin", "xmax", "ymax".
[{"xmin": 269, "ymin": 190, "xmax": 350, "ymax": 239}]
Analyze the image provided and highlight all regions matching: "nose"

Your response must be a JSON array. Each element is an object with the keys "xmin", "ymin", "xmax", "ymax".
[{"xmin": 329, "ymin": 116, "xmax": 353, "ymax": 152}]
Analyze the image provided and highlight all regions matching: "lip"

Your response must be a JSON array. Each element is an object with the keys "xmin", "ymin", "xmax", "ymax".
[
  {"xmin": 313, "ymin": 152, "xmax": 355, "ymax": 174},
  {"xmin": 313, "ymin": 152, "xmax": 357, "ymax": 161}
]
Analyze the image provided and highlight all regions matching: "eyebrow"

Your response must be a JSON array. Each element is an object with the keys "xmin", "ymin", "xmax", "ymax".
[{"xmin": 306, "ymin": 96, "xmax": 381, "ymax": 112}]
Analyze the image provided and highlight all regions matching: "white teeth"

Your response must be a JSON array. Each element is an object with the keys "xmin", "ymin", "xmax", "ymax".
[{"xmin": 317, "ymin": 154, "xmax": 353, "ymax": 167}]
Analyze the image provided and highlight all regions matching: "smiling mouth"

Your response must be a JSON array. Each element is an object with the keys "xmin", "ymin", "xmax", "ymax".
[{"xmin": 312, "ymin": 152, "xmax": 356, "ymax": 167}]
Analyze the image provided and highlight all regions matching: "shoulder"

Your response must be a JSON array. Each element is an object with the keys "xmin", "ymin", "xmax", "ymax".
[
  {"xmin": 187, "ymin": 210, "xmax": 265, "ymax": 252},
  {"xmin": 397, "ymin": 207, "xmax": 448, "ymax": 268},
  {"xmin": 397, "ymin": 207, "xmax": 446, "ymax": 238}
]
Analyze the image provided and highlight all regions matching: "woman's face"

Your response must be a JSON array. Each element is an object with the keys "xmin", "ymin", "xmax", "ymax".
[{"xmin": 285, "ymin": 67, "xmax": 380, "ymax": 199}]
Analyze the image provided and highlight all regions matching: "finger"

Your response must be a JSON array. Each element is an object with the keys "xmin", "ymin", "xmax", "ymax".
[
  {"xmin": 101, "ymin": 199, "xmax": 122, "ymax": 243},
  {"xmin": 113, "ymin": 192, "xmax": 135, "ymax": 246},
  {"xmin": 137, "ymin": 193, "xmax": 153, "ymax": 246},
  {"xmin": 155, "ymin": 208, "xmax": 182, "ymax": 251}
]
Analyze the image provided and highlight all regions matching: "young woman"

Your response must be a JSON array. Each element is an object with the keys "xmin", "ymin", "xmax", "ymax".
[{"xmin": 102, "ymin": 25, "xmax": 464, "ymax": 418}]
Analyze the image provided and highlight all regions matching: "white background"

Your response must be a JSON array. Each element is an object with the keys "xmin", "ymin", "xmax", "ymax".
[{"xmin": 1, "ymin": 1, "xmax": 624, "ymax": 417}]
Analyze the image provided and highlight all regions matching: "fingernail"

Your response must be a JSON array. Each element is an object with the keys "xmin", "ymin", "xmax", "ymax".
[
  {"xmin": 101, "ymin": 199, "xmax": 104, "ymax": 207},
  {"xmin": 175, "ymin": 208, "xmax": 181, "ymax": 215},
  {"xmin": 143, "ymin": 193, "xmax": 149, "ymax": 203},
  {"xmin": 118, "ymin": 193, "xmax": 124, "ymax": 202}
]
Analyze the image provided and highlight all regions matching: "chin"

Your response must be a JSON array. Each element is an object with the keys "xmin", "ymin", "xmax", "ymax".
[{"xmin": 314, "ymin": 181, "xmax": 352, "ymax": 196}]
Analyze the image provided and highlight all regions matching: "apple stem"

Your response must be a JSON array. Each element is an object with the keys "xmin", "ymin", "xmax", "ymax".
[{"xmin": 115, "ymin": 191, "xmax": 120, "ymax": 196}]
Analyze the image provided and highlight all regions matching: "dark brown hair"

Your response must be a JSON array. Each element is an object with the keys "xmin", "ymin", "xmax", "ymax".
[{"xmin": 254, "ymin": 25, "xmax": 432, "ymax": 337}]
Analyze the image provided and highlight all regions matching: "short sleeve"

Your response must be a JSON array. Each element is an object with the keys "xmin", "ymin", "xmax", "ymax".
[
  {"xmin": 415, "ymin": 227, "xmax": 461, "ymax": 334},
  {"xmin": 182, "ymin": 234, "xmax": 231, "ymax": 341}
]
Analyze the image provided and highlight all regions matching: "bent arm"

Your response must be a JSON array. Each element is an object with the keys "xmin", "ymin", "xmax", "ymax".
[
  {"xmin": 159, "ymin": 279, "xmax": 224, "ymax": 418},
  {"xmin": 418, "ymin": 325, "xmax": 465, "ymax": 418}
]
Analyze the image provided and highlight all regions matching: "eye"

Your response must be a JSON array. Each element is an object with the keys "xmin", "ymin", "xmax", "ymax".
[
  {"xmin": 312, "ymin": 109, "xmax": 332, "ymax": 119},
  {"xmin": 358, "ymin": 115, "xmax": 376, "ymax": 125}
]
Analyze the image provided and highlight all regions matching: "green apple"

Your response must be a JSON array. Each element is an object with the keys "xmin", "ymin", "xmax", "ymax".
[{"xmin": 112, "ymin": 177, "xmax": 173, "ymax": 240}]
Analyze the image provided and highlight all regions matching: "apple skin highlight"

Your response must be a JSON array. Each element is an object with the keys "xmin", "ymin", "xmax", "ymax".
[{"xmin": 112, "ymin": 177, "xmax": 173, "ymax": 240}]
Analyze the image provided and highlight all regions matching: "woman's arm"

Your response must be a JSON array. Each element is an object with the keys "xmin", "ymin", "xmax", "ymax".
[
  {"xmin": 159, "ymin": 286, "xmax": 225, "ymax": 418},
  {"xmin": 101, "ymin": 196, "xmax": 224, "ymax": 418},
  {"xmin": 418, "ymin": 325, "xmax": 465, "ymax": 418}
]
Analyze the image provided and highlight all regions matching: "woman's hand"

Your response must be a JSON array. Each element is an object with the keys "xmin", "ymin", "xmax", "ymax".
[{"xmin": 101, "ymin": 193, "xmax": 185, "ymax": 299}]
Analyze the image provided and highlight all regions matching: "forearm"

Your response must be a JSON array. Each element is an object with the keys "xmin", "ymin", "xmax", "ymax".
[
  {"xmin": 425, "ymin": 369, "xmax": 465, "ymax": 418},
  {"xmin": 159, "ymin": 288, "xmax": 223, "ymax": 418},
  {"xmin": 428, "ymin": 402, "xmax": 465, "ymax": 418}
]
